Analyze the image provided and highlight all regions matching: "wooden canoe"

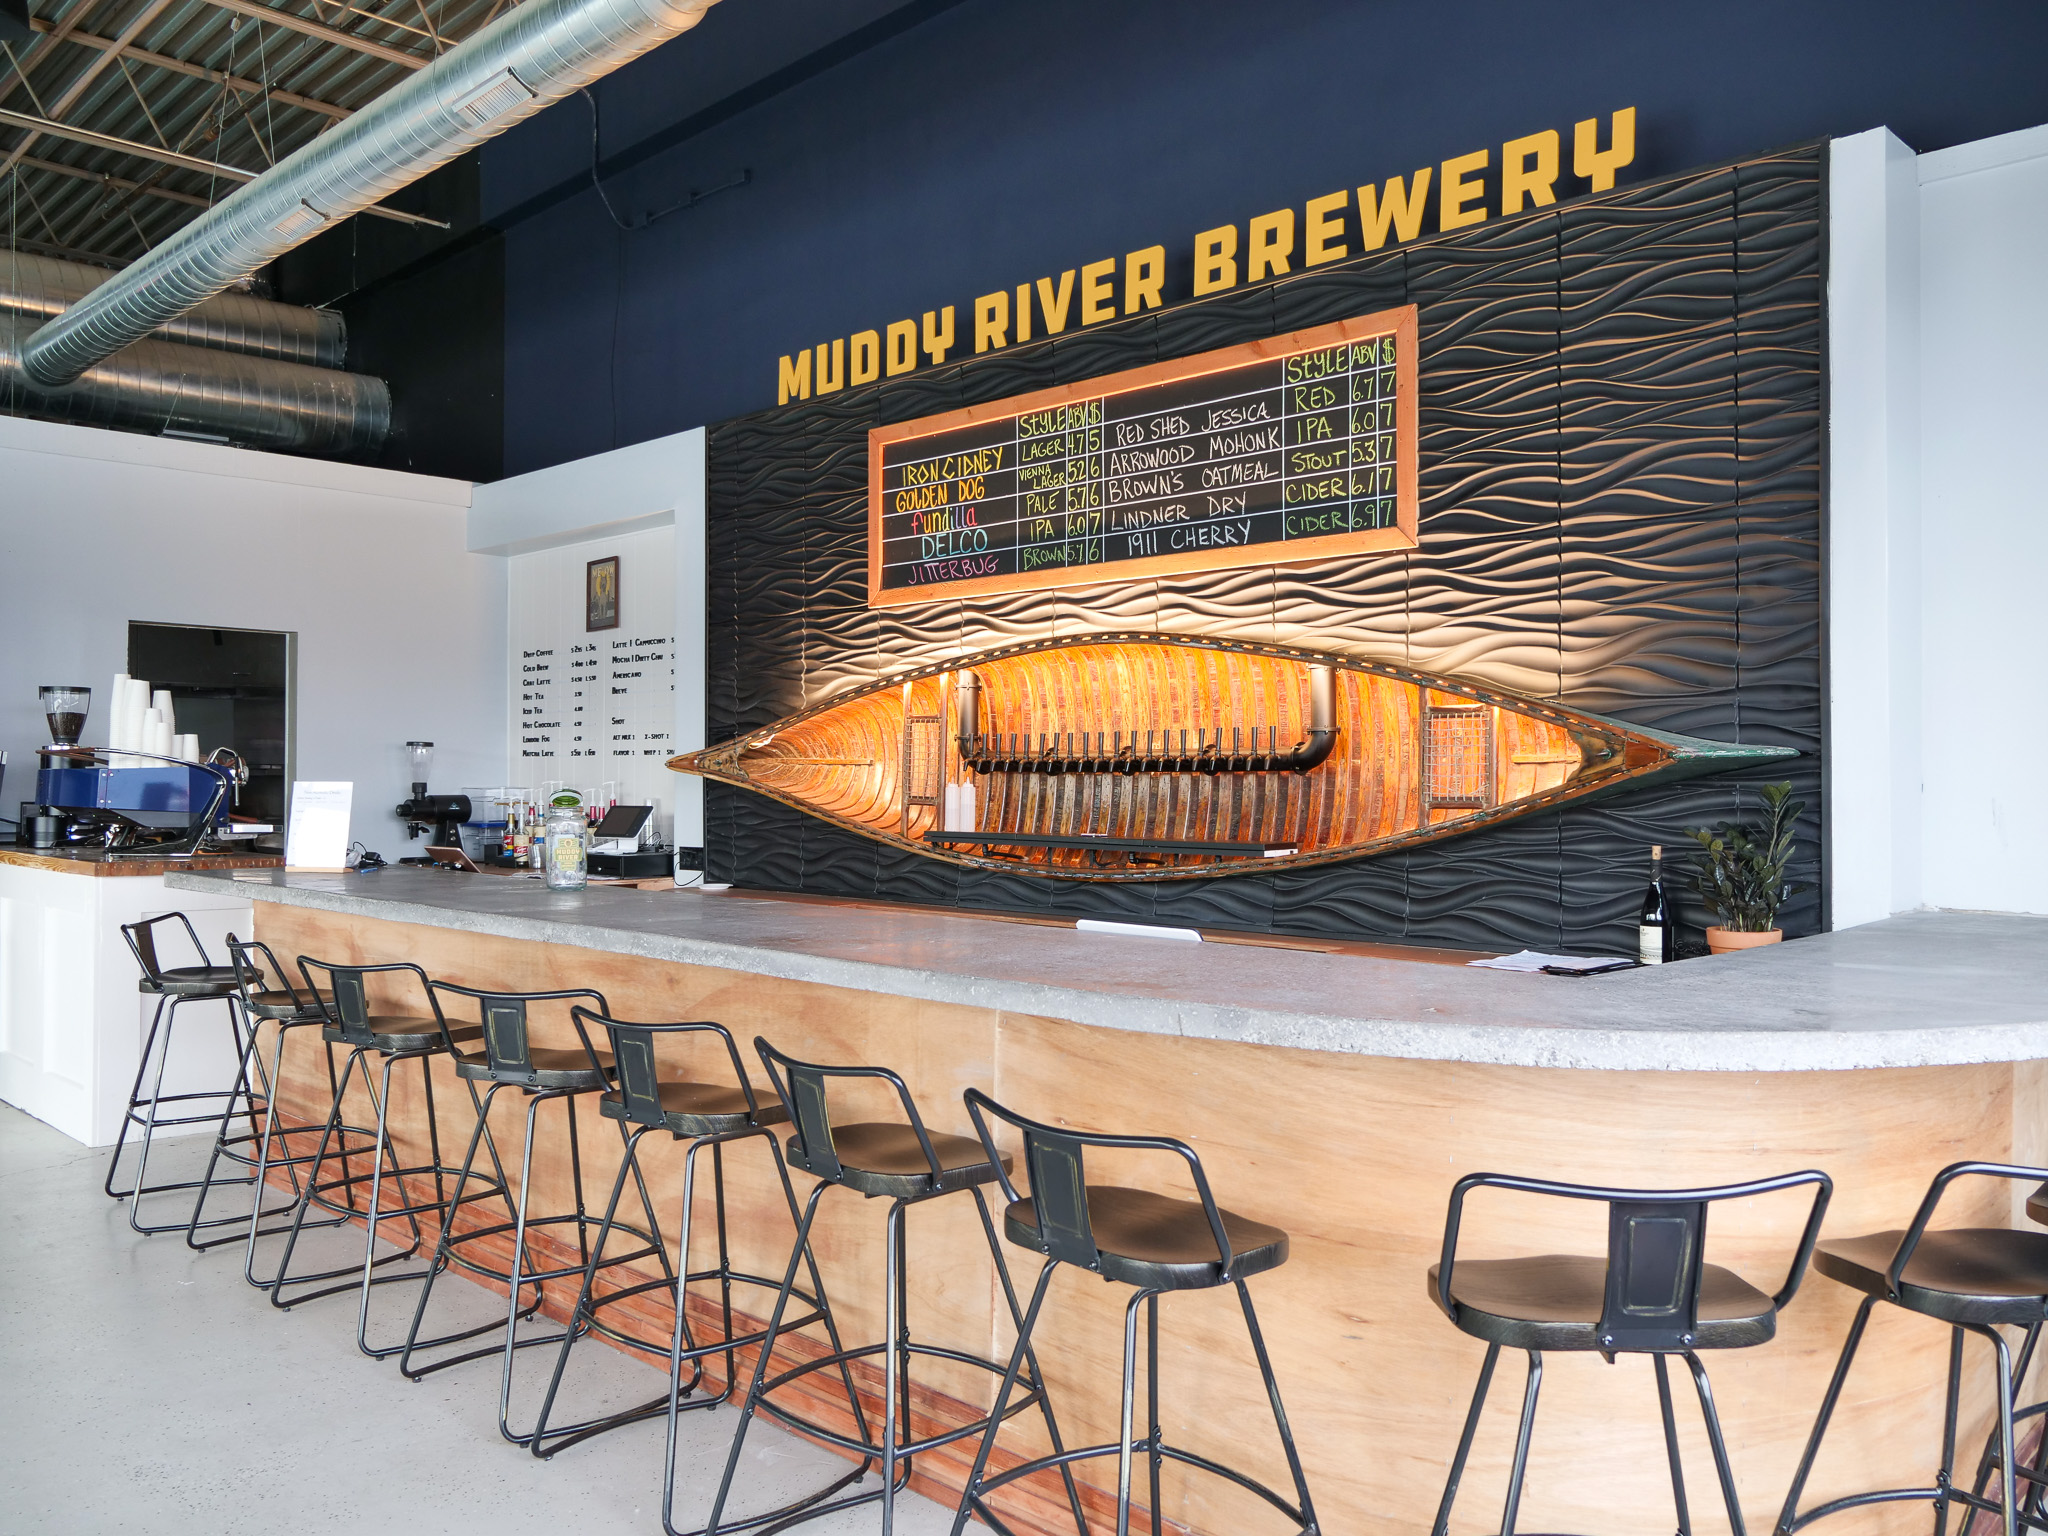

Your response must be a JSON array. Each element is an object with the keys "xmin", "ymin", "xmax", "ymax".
[{"xmin": 670, "ymin": 633, "xmax": 1794, "ymax": 881}]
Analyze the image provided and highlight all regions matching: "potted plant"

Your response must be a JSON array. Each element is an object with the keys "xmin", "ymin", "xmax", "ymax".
[{"xmin": 1684, "ymin": 781, "xmax": 1805, "ymax": 954}]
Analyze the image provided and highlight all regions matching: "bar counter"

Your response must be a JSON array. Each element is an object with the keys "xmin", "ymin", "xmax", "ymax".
[{"xmin": 170, "ymin": 866, "xmax": 2048, "ymax": 1536}]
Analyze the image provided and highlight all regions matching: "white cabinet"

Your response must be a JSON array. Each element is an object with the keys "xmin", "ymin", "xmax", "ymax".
[{"xmin": 0, "ymin": 859, "xmax": 251, "ymax": 1146}]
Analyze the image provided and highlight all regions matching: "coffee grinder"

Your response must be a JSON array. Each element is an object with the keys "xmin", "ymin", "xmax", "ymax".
[{"xmin": 394, "ymin": 741, "xmax": 471, "ymax": 863}]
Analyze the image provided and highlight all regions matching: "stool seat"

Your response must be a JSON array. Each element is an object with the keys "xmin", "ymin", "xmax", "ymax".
[
  {"xmin": 452, "ymin": 1044, "xmax": 613, "ymax": 1089},
  {"xmin": 1005, "ymin": 1185, "xmax": 1288, "ymax": 1290},
  {"xmin": 322, "ymin": 1016, "xmax": 478, "ymax": 1053},
  {"xmin": 2026, "ymin": 1182, "xmax": 2048, "ymax": 1226},
  {"xmin": 1814, "ymin": 1228, "xmax": 2048, "ymax": 1325},
  {"xmin": 244, "ymin": 988, "xmax": 322, "ymax": 1021},
  {"xmin": 788, "ymin": 1121, "xmax": 1004, "ymax": 1198},
  {"xmin": 598, "ymin": 1081, "xmax": 789, "ymax": 1136},
  {"xmin": 140, "ymin": 964, "xmax": 240, "ymax": 996},
  {"xmin": 1428, "ymin": 1254, "xmax": 1776, "ymax": 1350}
]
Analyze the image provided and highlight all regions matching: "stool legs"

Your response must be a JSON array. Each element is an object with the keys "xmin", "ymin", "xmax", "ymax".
[
  {"xmin": 685, "ymin": 1179, "xmax": 874, "ymax": 1536},
  {"xmin": 1959, "ymin": 1326, "xmax": 2048, "ymax": 1528},
  {"xmin": 1435, "ymin": 1346, "xmax": 1740, "ymax": 1536},
  {"xmin": 185, "ymin": 1015, "xmax": 332, "ymax": 1253},
  {"xmin": 103, "ymin": 994, "xmax": 172, "ymax": 1200},
  {"xmin": 1655, "ymin": 1354, "xmax": 1692, "ymax": 1535},
  {"xmin": 238, "ymin": 1029, "xmax": 355, "ymax": 1289},
  {"xmin": 1771, "ymin": 1299, "xmax": 2039, "ymax": 1536},
  {"xmin": 526, "ymin": 1122, "xmax": 680, "ymax": 1455},
  {"xmin": 263, "ymin": 1046, "xmax": 486, "ymax": 1357},
  {"xmin": 954, "ymin": 1265, "xmax": 1307, "ymax": 1536},
  {"xmin": 105, "ymin": 993, "xmax": 251, "ymax": 1232},
  {"xmin": 396, "ymin": 1081, "xmax": 550, "ymax": 1382}
]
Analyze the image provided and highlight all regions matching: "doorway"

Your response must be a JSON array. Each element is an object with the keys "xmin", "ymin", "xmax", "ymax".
[{"xmin": 127, "ymin": 622, "xmax": 293, "ymax": 850}]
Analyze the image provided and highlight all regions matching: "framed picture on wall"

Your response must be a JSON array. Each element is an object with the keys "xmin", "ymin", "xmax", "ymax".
[{"xmin": 587, "ymin": 556, "xmax": 620, "ymax": 631}]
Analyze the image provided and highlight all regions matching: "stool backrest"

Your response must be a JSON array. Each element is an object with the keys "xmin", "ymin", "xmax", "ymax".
[
  {"xmin": 225, "ymin": 933, "xmax": 301, "ymax": 1010},
  {"xmin": 122, "ymin": 911, "xmax": 210, "ymax": 983},
  {"xmin": 963, "ymin": 1087, "xmax": 1240, "ymax": 1278},
  {"xmin": 573, "ymin": 1008, "xmax": 763, "ymax": 1128},
  {"xmin": 426, "ymin": 981, "xmax": 608, "ymax": 1083},
  {"xmin": 754, "ymin": 1037, "xmax": 948, "ymax": 1184},
  {"xmin": 295, "ymin": 956, "xmax": 431, "ymax": 1047},
  {"xmin": 1436, "ymin": 1170, "xmax": 1833, "ymax": 1352}
]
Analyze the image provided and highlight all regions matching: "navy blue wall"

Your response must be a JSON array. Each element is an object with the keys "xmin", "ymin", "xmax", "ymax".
[{"xmin": 483, "ymin": 0, "xmax": 2048, "ymax": 476}]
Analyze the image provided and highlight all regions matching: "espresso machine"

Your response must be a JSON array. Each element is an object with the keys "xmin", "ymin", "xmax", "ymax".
[
  {"xmin": 27, "ymin": 684, "xmax": 248, "ymax": 857},
  {"xmin": 393, "ymin": 741, "xmax": 471, "ymax": 863}
]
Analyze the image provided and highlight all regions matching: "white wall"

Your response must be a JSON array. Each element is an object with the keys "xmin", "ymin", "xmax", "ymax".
[
  {"xmin": 470, "ymin": 426, "xmax": 706, "ymax": 847},
  {"xmin": 0, "ymin": 417, "xmax": 504, "ymax": 857},
  {"xmin": 1915, "ymin": 125, "xmax": 2048, "ymax": 913},
  {"xmin": 506, "ymin": 524, "xmax": 677, "ymax": 836},
  {"xmin": 1828, "ymin": 122, "xmax": 2048, "ymax": 921}
]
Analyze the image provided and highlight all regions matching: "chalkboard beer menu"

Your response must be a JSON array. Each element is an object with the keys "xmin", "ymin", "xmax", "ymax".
[{"xmin": 868, "ymin": 305, "xmax": 1417, "ymax": 607}]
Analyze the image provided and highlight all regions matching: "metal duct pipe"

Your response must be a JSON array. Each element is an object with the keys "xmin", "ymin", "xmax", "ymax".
[
  {"xmin": 0, "ymin": 253, "xmax": 345, "ymax": 367},
  {"xmin": 20, "ymin": 0, "xmax": 721, "ymax": 387},
  {"xmin": 0, "ymin": 313, "xmax": 389, "ymax": 457}
]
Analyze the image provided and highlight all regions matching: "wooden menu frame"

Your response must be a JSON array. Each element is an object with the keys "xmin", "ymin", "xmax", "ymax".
[{"xmin": 867, "ymin": 304, "xmax": 1418, "ymax": 608}]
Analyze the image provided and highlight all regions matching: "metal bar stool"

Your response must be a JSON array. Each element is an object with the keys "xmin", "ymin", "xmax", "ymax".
[
  {"xmin": 950, "ymin": 1087, "xmax": 1317, "ymax": 1536},
  {"xmin": 683, "ymin": 1040, "xmax": 1088, "ymax": 1536},
  {"xmin": 1776, "ymin": 1161, "xmax": 2048, "ymax": 1536},
  {"xmin": 395, "ymin": 983, "xmax": 671, "ymax": 1449},
  {"xmin": 183, "ymin": 934, "xmax": 339, "ymax": 1261},
  {"xmin": 527, "ymin": 1011, "xmax": 847, "ymax": 1475},
  {"xmin": 262, "ymin": 957, "xmax": 512, "ymax": 1360},
  {"xmin": 106, "ymin": 912, "xmax": 249, "ymax": 1234},
  {"xmin": 1429, "ymin": 1169, "xmax": 1832, "ymax": 1536}
]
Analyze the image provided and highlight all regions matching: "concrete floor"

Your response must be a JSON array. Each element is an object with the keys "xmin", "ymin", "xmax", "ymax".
[{"xmin": 0, "ymin": 1103, "xmax": 954, "ymax": 1535}]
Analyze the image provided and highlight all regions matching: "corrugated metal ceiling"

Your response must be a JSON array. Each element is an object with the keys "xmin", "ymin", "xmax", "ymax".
[{"xmin": 0, "ymin": 0, "xmax": 507, "ymax": 268}]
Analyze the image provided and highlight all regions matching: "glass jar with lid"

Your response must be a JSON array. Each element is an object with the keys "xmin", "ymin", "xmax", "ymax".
[{"xmin": 543, "ymin": 791, "xmax": 589, "ymax": 890}]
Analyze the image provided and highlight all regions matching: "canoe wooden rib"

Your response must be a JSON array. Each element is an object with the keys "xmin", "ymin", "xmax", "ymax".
[{"xmin": 670, "ymin": 633, "xmax": 1794, "ymax": 881}]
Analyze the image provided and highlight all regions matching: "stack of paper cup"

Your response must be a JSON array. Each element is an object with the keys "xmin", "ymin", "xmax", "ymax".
[
  {"xmin": 109, "ymin": 674, "xmax": 152, "ymax": 767},
  {"xmin": 175, "ymin": 734, "xmax": 200, "ymax": 762}
]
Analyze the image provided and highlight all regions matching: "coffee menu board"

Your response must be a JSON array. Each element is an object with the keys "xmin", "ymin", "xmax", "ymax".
[{"xmin": 867, "ymin": 305, "xmax": 1418, "ymax": 607}]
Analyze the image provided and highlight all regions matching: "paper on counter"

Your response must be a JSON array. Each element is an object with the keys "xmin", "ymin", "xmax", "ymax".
[
  {"xmin": 285, "ymin": 781, "xmax": 353, "ymax": 871},
  {"xmin": 1469, "ymin": 949, "xmax": 1632, "ymax": 973}
]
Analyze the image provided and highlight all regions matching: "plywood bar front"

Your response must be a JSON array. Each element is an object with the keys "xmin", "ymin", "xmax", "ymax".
[{"xmin": 174, "ymin": 869, "xmax": 2048, "ymax": 1536}]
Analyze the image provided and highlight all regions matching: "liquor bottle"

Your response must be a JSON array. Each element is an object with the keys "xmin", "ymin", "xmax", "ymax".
[{"xmin": 1638, "ymin": 844, "xmax": 1674, "ymax": 965}]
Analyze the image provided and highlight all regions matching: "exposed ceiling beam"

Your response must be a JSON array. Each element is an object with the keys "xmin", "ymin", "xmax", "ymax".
[
  {"xmin": 20, "ymin": 149, "xmax": 217, "ymax": 209},
  {"xmin": 0, "ymin": 101, "xmax": 256, "ymax": 178},
  {"xmin": 0, "ymin": 0, "xmax": 180, "ymax": 177},
  {"xmin": 197, "ymin": 0, "xmax": 427, "ymax": 70},
  {"xmin": 28, "ymin": 13, "xmax": 352, "ymax": 120},
  {"xmin": 0, "ymin": 0, "xmax": 92, "ymax": 105},
  {"xmin": 0, "ymin": 106, "xmax": 448, "ymax": 225},
  {"xmin": 2, "ymin": 231, "xmax": 130, "ymax": 267}
]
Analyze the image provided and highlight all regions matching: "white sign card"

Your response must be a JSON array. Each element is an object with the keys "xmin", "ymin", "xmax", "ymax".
[{"xmin": 285, "ymin": 781, "xmax": 353, "ymax": 871}]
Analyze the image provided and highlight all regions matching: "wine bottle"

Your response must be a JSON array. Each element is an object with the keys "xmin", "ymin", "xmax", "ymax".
[{"xmin": 1638, "ymin": 844, "xmax": 1673, "ymax": 965}]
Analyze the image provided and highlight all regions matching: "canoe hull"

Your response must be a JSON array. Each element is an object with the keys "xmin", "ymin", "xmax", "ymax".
[{"xmin": 671, "ymin": 633, "xmax": 1792, "ymax": 881}]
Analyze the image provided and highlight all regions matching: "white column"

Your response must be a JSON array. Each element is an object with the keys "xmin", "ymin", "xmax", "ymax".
[{"xmin": 1825, "ymin": 128, "xmax": 1922, "ymax": 929}]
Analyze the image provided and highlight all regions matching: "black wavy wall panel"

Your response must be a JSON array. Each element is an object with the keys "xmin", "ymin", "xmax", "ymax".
[{"xmin": 705, "ymin": 148, "xmax": 1823, "ymax": 951}]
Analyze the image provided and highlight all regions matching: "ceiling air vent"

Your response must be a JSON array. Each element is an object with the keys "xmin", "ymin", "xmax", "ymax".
[
  {"xmin": 273, "ymin": 200, "xmax": 332, "ymax": 240},
  {"xmin": 454, "ymin": 69, "xmax": 537, "ymax": 128}
]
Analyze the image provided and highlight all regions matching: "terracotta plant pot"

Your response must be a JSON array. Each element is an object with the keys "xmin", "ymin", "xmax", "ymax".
[{"xmin": 1705, "ymin": 926, "xmax": 1783, "ymax": 955}]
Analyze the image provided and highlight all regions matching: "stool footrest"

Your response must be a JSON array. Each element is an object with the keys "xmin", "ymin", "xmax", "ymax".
[
  {"xmin": 756, "ymin": 1340, "xmax": 1050, "ymax": 1462},
  {"xmin": 667, "ymin": 1460, "xmax": 877, "ymax": 1536},
  {"xmin": 1781, "ymin": 1485, "xmax": 1948, "ymax": 1533},
  {"xmin": 970, "ymin": 1438, "xmax": 1314, "ymax": 1531},
  {"xmin": 435, "ymin": 1214, "xmax": 657, "ymax": 1291},
  {"xmin": 399, "ymin": 1307, "xmax": 560, "ymax": 1381},
  {"xmin": 581, "ymin": 1268, "xmax": 822, "ymax": 1359}
]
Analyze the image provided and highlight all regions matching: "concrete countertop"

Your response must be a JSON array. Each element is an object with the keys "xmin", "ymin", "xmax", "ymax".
[
  {"xmin": 1, "ymin": 845, "xmax": 282, "ymax": 877},
  {"xmin": 166, "ymin": 868, "xmax": 2048, "ymax": 1073}
]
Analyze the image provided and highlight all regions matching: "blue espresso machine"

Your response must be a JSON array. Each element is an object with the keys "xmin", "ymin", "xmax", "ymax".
[{"xmin": 35, "ymin": 752, "xmax": 239, "ymax": 857}]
